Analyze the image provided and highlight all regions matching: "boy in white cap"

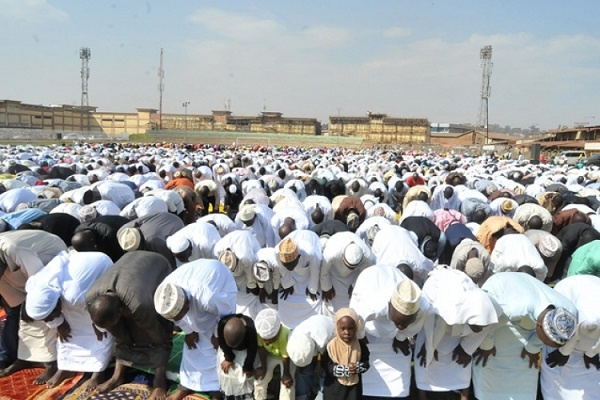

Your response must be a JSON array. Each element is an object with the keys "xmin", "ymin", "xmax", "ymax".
[
  {"xmin": 254, "ymin": 308, "xmax": 295, "ymax": 400},
  {"xmin": 154, "ymin": 258, "xmax": 237, "ymax": 400}
]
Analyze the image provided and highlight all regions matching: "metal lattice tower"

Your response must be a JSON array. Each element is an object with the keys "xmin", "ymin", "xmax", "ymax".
[
  {"xmin": 158, "ymin": 48, "xmax": 164, "ymax": 129},
  {"xmin": 477, "ymin": 45, "xmax": 493, "ymax": 143},
  {"xmin": 80, "ymin": 47, "xmax": 91, "ymax": 108}
]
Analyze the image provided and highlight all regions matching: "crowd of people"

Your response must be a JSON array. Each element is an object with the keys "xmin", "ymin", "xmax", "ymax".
[{"xmin": 0, "ymin": 141, "xmax": 598, "ymax": 400}]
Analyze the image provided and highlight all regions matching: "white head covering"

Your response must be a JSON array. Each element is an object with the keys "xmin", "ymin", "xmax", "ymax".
[
  {"xmin": 287, "ymin": 332, "xmax": 316, "ymax": 367},
  {"xmin": 343, "ymin": 242, "xmax": 364, "ymax": 268},
  {"xmin": 25, "ymin": 284, "xmax": 60, "ymax": 320},
  {"xmin": 255, "ymin": 308, "xmax": 281, "ymax": 340},
  {"xmin": 166, "ymin": 236, "xmax": 191, "ymax": 254},
  {"xmin": 118, "ymin": 227, "xmax": 142, "ymax": 252}
]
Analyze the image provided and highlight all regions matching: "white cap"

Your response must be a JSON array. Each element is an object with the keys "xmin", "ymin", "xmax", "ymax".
[
  {"xmin": 343, "ymin": 242, "xmax": 364, "ymax": 268},
  {"xmin": 255, "ymin": 308, "xmax": 281, "ymax": 340},
  {"xmin": 390, "ymin": 279, "xmax": 421, "ymax": 316},
  {"xmin": 154, "ymin": 282, "xmax": 187, "ymax": 320}
]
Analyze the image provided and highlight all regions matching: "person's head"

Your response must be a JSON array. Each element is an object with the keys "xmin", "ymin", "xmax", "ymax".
[
  {"xmin": 351, "ymin": 180, "xmax": 361, "ymax": 193},
  {"xmin": 500, "ymin": 200, "xmax": 515, "ymax": 215},
  {"xmin": 310, "ymin": 204, "xmax": 324, "ymax": 225},
  {"xmin": 472, "ymin": 208, "xmax": 488, "ymax": 224},
  {"xmin": 71, "ymin": 229, "xmax": 99, "ymax": 252},
  {"xmin": 277, "ymin": 169, "xmax": 286, "ymax": 180},
  {"xmin": 552, "ymin": 194, "xmax": 564, "ymax": 209},
  {"xmin": 396, "ymin": 263, "xmax": 414, "ymax": 280},
  {"xmin": 395, "ymin": 180, "xmax": 404, "ymax": 192},
  {"xmin": 223, "ymin": 316, "xmax": 247, "ymax": 349},
  {"xmin": 154, "ymin": 282, "xmax": 190, "ymax": 322},
  {"xmin": 88, "ymin": 293, "xmax": 123, "ymax": 330},
  {"xmin": 25, "ymin": 285, "xmax": 61, "ymax": 322},
  {"xmin": 239, "ymin": 204, "xmax": 256, "ymax": 227},
  {"xmin": 335, "ymin": 307, "xmax": 359, "ymax": 344},
  {"xmin": 416, "ymin": 191, "xmax": 429, "ymax": 202},
  {"xmin": 536, "ymin": 306, "xmax": 576, "ymax": 348},
  {"xmin": 278, "ymin": 221, "xmax": 295, "ymax": 239},
  {"xmin": 421, "ymin": 236, "xmax": 439, "ymax": 260},
  {"xmin": 278, "ymin": 237, "xmax": 300, "ymax": 271},
  {"xmin": 443, "ymin": 186, "xmax": 454, "ymax": 200},
  {"xmin": 388, "ymin": 279, "xmax": 421, "ymax": 330},
  {"xmin": 527, "ymin": 215, "xmax": 544, "ymax": 230},
  {"xmin": 167, "ymin": 237, "xmax": 192, "ymax": 262},
  {"xmin": 255, "ymin": 308, "xmax": 282, "ymax": 344},
  {"xmin": 82, "ymin": 188, "xmax": 101, "ymax": 205},
  {"xmin": 464, "ymin": 257, "xmax": 486, "ymax": 284}
]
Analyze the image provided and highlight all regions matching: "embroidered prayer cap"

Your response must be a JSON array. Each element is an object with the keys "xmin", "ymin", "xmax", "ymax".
[
  {"xmin": 154, "ymin": 282, "xmax": 186, "ymax": 320},
  {"xmin": 253, "ymin": 260, "xmax": 271, "ymax": 283},
  {"xmin": 219, "ymin": 249, "xmax": 238, "ymax": 272},
  {"xmin": 239, "ymin": 204, "xmax": 256, "ymax": 222},
  {"xmin": 390, "ymin": 279, "xmax": 421, "ymax": 316},
  {"xmin": 366, "ymin": 224, "xmax": 380, "ymax": 245},
  {"xmin": 539, "ymin": 235, "xmax": 559, "ymax": 258},
  {"xmin": 501, "ymin": 199, "xmax": 515, "ymax": 214},
  {"xmin": 542, "ymin": 307, "xmax": 577, "ymax": 346},
  {"xmin": 79, "ymin": 205, "xmax": 97, "ymax": 223},
  {"xmin": 117, "ymin": 227, "xmax": 142, "ymax": 252},
  {"xmin": 346, "ymin": 212, "xmax": 360, "ymax": 230},
  {"xmin": 166, "ymin": 236, "xmax": 191, "ymax": 254},
  {"xmin": 278, "ymin": 237, "xmax": 299, "ymax": 264},
  {"xmin": 465, "ymin": 257, "xmax": 485, "ymax": 281},
  {"xmin": 343, "ymin": 242, "xmax": 364, "ymax": 268},
  {"xmin": 255, "ymin": 308, "xmax": 281, "ymax": 340}
]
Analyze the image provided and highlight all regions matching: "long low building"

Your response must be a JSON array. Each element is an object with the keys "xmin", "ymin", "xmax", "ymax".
[
  {"xmin": 329, "ymin": 112, "xmax": 430, "ymax": 144},
  {"xmin": 0, "ymin": 100, "xmax": 321, "ymax": 137}
]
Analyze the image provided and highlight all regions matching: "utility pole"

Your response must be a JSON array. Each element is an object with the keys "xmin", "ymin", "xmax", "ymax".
[
  {"xmin": 80, "ymin": 47, "xmax": 91, "ymax": 133},
  {"xmin": 477, "ymin": 45, "xmax": 493, "ymax": 145},
  {"xmin": 158, "ymin": 48, "xmax": 164, "ymax": 130}
]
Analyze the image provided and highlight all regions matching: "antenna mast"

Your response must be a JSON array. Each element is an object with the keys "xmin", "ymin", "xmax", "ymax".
[
  {"xmin": 158, "ymin": 48, "xmax": 164, "ymax": 130},
  {"xmin": 477, "ymin": 45, "xmax": 493, "ymax": 144},
  {"xmin": 79, "ymin": 47, "xmax": 91, "ymax": 132}
]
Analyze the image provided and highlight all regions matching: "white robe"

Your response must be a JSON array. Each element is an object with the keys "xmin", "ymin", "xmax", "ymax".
[
  {"xmin": 159, "ymin": 259, "xmax": 238, "ymax": 392},
  {"xmin": 350, "ymin": 265, "xmax": 432, "ymax": 397},
  {"xmin": 541, "ymin": 275, "xmax": 600, "ymax": 400},
  {"xmin": 276, "ymin": 230, "xmax": 323, "ymax": 329}
]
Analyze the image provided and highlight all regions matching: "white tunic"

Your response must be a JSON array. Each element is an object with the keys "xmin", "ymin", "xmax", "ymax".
[
  {"xmin": 159, "ymin": 259, "xmax": 237, "ymax": 392},
  {"xmin": 350, "ymin": 265, "xmax": 432, "ymax": 397},
  {"xmin": 541, "ymin": 275, "xmax": 600, "ymax": 400}
]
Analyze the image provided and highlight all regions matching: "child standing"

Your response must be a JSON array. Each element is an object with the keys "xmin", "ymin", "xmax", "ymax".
[
  {"xmin": 322, "ymin": 307, "xmax": 370, "ymax": 400},
  {"xmin": 254, "ymin": 308, "xmax": 295, "ymax": 400}
]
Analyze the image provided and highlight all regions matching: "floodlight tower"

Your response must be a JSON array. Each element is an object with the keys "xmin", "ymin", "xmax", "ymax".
[
  {"xmin": 80, "ymin": 47, "xmax": 91, "ymax": 132},
  {"xmin": 477, "ymin": 45, "xmax": 493, "ymax": 144},
  {"xmin": 158, "ymin": 48, "xmax": 164, "ymax": 129}
]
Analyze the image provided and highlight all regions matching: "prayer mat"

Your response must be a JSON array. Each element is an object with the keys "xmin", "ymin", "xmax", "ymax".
[
  {"xmin": 62, "ymin": 383, "xmax": 151, "ymax": 400},
  {"xmin": 26, "ymin": 373, "xmax": 84, "ymax": 400},
  {"xmin": 134, "ymin": 332, "xmax": 184, "ymax": 382},
  {"xmin": 0, "ymin": 368, "xmax": 44, "ymax": 400}
]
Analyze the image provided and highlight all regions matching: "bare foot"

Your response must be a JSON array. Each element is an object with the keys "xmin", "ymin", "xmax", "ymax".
[
  {"xmin": 84, "ymin": 371, "xmax": 104, "ymax": 392},
  {"xmin": 0, "ymin": 359, "xmax": 36, "ymax": 377},
  {"xmin": 34, "ymin": 362, "xmax": 58, "ymax": 385},
  {"xmin": 148, "ymin": 387, "xmax": 168, "ymax": 400},
  {"xmin": 95, "ymin": 376, "xmax": 124, "ymax": 393},
  {"xmin": 46, "ymin": 369, "xmax": 75, "ymax": 388}
]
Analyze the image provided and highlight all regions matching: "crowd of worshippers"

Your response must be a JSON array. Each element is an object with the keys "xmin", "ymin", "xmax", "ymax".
[{"xmin": 0, "ymin": 142, "xmax": 599, "ymax": 400}]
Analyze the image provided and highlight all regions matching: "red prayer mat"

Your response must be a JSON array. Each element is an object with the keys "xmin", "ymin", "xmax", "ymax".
[{"xmin": 0, "ymin": 368, "xmax": 45, "ymax": 400}]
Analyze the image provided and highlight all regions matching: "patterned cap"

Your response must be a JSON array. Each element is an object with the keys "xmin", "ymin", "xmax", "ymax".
[{"xmin": 542, "ymin": 307, "xmax": 577, "ymax": 346}]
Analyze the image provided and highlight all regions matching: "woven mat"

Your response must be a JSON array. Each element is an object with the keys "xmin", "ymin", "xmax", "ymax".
[{"xmin": 0, "ymin": 368, "xmax": 45, "ymax": 400}]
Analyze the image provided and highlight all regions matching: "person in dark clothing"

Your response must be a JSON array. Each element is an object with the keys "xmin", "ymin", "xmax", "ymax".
[
  {"xmin": 550, "ymin": 222, "xmax": 600, "ymax": 281},
  {"xmin": 312, "ymin": 219, "xmax": 350, "ymax": 239},
  {"xmin": 439, "ymin": 223, "xmax": 476, "ymax": 265},
  {"xmin": 86, "ymin": 251, "xmax": 173, "ymax": 400},
  {"xmin": 116, "ymin": 211, "xmax": 184, "ymax": 268},
  {"xmin": 24, "ymin": 213, "xmax": 81, "ymax": 246},
  {"xmin": 218, "ymin": 314, "xmax": 258, "ymax": 379},
  {"xmin": 71, "ymin": 215, "xmax": 130, "ymax": 262},
  {"xmin": 400, "ymin": 216, "xmax": 444, "ymax": 261}
]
